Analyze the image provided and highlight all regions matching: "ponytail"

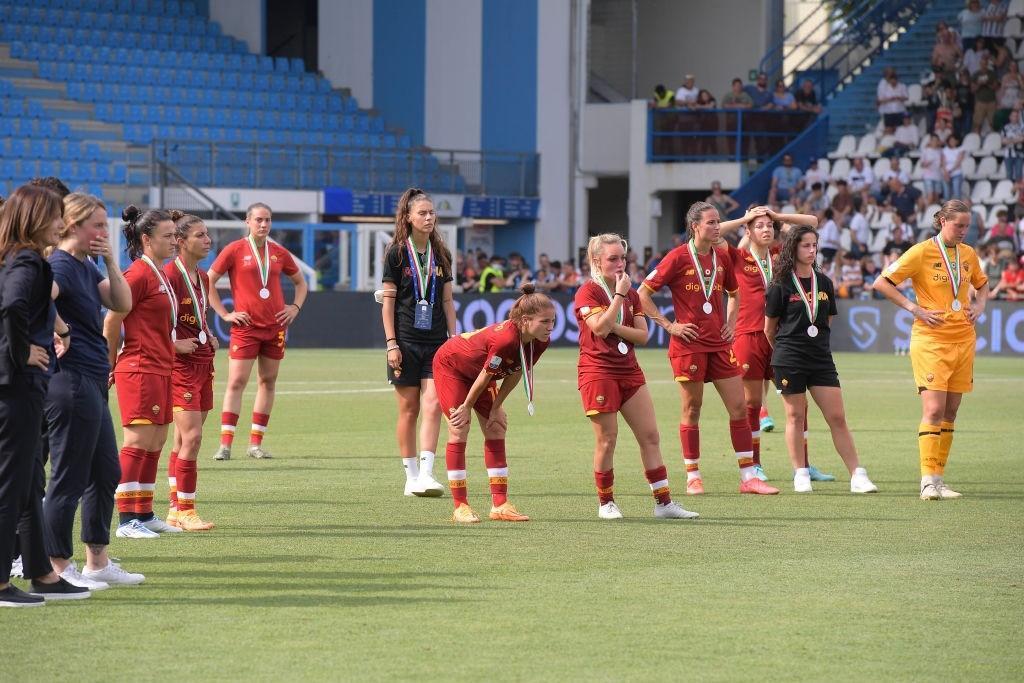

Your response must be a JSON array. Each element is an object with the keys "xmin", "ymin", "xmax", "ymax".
[
  {"xmin": 122, "ymin": 204, "xmax": 172, "ymax": 260},
  {"xmin": 508, "ymin": 283, "xmax": 553, "ymax": 328}
]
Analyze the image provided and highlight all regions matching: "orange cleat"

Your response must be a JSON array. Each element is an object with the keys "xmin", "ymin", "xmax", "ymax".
[
  {"xmin": 488, "ymin": 501, "xmax": 530, "ymax": 522},
  {"xmin": 175, "ymin": 510, "xmax": 216, "ymax": 531},
  {"xmin": 166, "ymin": 507, "xmax": 180, "ymax": 528},
  {"xmin": 739, "ymin": 478, "xmax": 780, "ymax": 495},
  {"xmin": 686, "ymin": 478, "xmax": 705, "ymax": 495},
  {"xmin": 452, "ymin": 503, "xmax": 481, "ymax": 524}
]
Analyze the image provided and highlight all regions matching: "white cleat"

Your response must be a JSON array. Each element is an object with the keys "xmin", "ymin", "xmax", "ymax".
[
  {"xmin": 412, "ymin": 474, "xmax": 446, "ymax": 498},
  {"xmin": 246, "ymin": 445, "xmax": 273, "ymax": 459},
  {"xmin": 598, "ymin": 501, "xmax": 623, "ymax": 519},
  {"xmin": 794, "ymin": 471, "xmax": 813, "ymax": 493},
  {"xmin": 115, "ymin": 519, "xmax": 160, "ymax": 538},
  {"xmin": 850, "ymin": 468, "xmax": 878, "ymax": 494},
  {"xmin": 82, "ymin": 561, "xmax": 145, "ymax": 586},
  {"xmin": 920, "ymin": 483, "xmax": 940, "ymax": 500},
  {"xmin": 934, "ymin": 479, "xmax": 961, "ymax": 499},
  {"xmin": 212, "ymin": 445, "xmax": 231, "ymax": 461},
  {"xmin": 654, "ymin": 501, "xmax": 699, "ymax": 519},
  {"xmin": 141, "ymin": 517, "xmax": 183, "ymax": 534},
  {"xmin": 59, "ymin": 562, "xmax": 109, "ymax": 591}
]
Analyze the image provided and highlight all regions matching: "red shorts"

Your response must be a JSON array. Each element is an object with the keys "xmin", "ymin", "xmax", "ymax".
[
  {"xmin": 579, "ymin": 372, "xmax": 646, "ymax": 415},
  {"xmin": 229, "ymin": 325, "xmax": 286, "ymax": 360},
  {"xmin": 172, "ymin": 361, "xmax": 215, "ymax": 413},
  {"xmin": 670, "ymin": 348, "xmax": 742, "ymax": 383},
  {"xmin": 732, "ymin": 332, "xmax": 774, "ymax": 381},
  {"xmin": 114, "ymin": 371, "xmax": 172, "ymax": 426},
  {"xmin": 434, "ymin": 367, "xmax": 498, "ymax": 420}
]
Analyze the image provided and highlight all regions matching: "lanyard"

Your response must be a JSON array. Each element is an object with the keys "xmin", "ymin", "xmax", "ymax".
[
  {"xmin": 790, "ymin": 272, "xmax": 820, "ymax": 324},
  {"xmin": 173, "ymin": 256, "xmax": 208, "ymax": 335},
  {"xmin": 140, "ymin": 255, "xmax": 177, "ymax": 337},
  {"xmin": 593, "ymin": 278, "xmax": 623, "ymax": 324},
  {"xmin": 932, "ymin": 235, "xmax": 961, "ymax": 300},
  {"xmin": 518, "ymin": 340, "xmax": 535, "ymax": 416},
  {"xmin": 750, "ymin": 247, "xmax": 773, "ymax": 289},
  {"xmin": 687, "ymin": 240, "xmax": 717, "ymax": 304},
  {"xmin": 247, "ymin": 235, "xmax": 270, "ymax": 290},
  {"xmin": 405, "ymin": 238, "xmax": 436, "ymax": 305}
]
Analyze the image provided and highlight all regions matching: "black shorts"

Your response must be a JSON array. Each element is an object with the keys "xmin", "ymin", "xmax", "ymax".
[
  {"xmin": 771, "ymin": 364, "xmax": 840, "ymax": 395},
  {"xmin": 387, "ymin": 340, "xmax": 441, "ymax": 386},
  {"xmin": 882, "ymin": 112, "xmax": 904, "ymax": 129}
]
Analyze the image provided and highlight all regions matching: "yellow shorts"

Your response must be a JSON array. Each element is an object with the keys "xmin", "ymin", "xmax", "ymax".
[{"xmin": 909, "ymin": 338, "xmax": 975, "ymax": 394}]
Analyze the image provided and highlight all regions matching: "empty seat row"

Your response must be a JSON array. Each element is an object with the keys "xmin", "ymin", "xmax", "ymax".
[
  {"xmin": 0, "ymin": 24, "xmax": 244, "ymax": 54},
  {"xmin": 0, "ymin": 0, "xmax": 198, "ymax": 18},
  {"xmin": 828, "ymin": 131, "xmax": 1008, "ymax": 162},
  {"xmin": 0, "ymin": 118, "xmax": 72, "ymax": 139},
  {"xmin": 0, "ymin": 9, "xmax": 215, "ymax": 36},
  {"xmin": 41, "ymin": 61, "xmax": 319, "ymax": 94},
  {"xmin": 0, "ymin": 137, "xmax": 111, "ymax": 162},
  {"xmin": 0, "ymin": 159, "xmax": 127, "ymax": 185},
  {"xmin": 124, "ymin": 125, "xmax": 400, "ymax": 148},
  {"xmin": 97, "ymin": 104, "xmax": 379, "ymax": 134},
  {"xmin": 12, "ymin": 42, "xmax": 304, "ymax": 74},
  {"xmin": 67, "ymin": 83, "xmax": 349, "ymax": 114}
]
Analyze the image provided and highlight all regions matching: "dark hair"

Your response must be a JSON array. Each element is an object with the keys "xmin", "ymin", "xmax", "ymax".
[
  {"xmin": 508, "ymin": 283, "xmax": 553, "ymax": 328},
  {"xmin": 771, "ymin": 225, "xmax": 818, "ymax": 287},
  {"xmin": 245, "ymin": 202, "xmax": 272, "ymax": 220},
  {"xmin": 169, "ymin": 209, "xmax": 205, "ymax": 241},
  {"xmin": 388, "ymin": 187, "xmax": 452, "ymax": 277},
  {"xmin": 732, "ymin": 78, "xmax": 743, "ymax": 86},
  {"xmin": 0, "ymin": 184, "xmax": 63, "ymax": 260},
  {"xmin": 29, "ymin": 176, "xmax": 71, "ymax": 199},
  {"xmin": 121, "ymin": 205, "xmax": 172, "ymax": 260},
  {"xmin": 811, "ymin": 182, "xmax": 823, "ymax": 191}
]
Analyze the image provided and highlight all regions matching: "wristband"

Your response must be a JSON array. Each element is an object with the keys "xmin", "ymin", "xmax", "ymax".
[
  {"xmin": 291, "ymin": 303, "xmax": 301, "ymax": 311},
  {"xmin": 387, "ymin": 345, "xmax": 400, "ymax": 352},
  {"xmin": 385, "ymin": 337, "xmax": 397, "ymax": 343},
  {"xmin": 58, "ymin": 329, "xmax": 71, "ymax": 338},
  {"xmin": 613, "ymin": 292, "xmax": 626, "ymax": 298}
]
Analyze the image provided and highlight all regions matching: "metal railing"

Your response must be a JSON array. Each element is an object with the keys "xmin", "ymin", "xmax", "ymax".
[
  {"xmin": 152, "ymin": 159, "xmax": 243, "ymax": 221},
  {"xmin": 647, "ymin": 109, "xmax": 818, "ymax": 163}
]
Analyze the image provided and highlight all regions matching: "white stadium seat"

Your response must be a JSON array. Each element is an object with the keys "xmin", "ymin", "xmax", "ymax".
[
  {"xmin": 781, "ymin": 203, "xmax": 797, "ymax": 214},
  {"xmin": 1004, "ymin": 17, "xmax": 1021, "ymax": 38},
  {"xmin": 972, "ymin": 205, "xmax": 988, "ymax": 227},
  {"xmin": 991, "ymin": 179, "xmax": 1015, "ymax": 203},
  {"xmin": 961, "ymin": 133, "xmax": 981, "ymax": 154},
  {"xmin": 994, "ymin": 159, "xmax": 1008, "ymax": 179},
  {"xmin": 899, "ymin": 157, "xmax": 913, "ymax": 175},
  {"xmin": 830, "ymin": 158, "xmax": 851, "ymax": 180},
  {"xmin": 970, "ymin": 155, "xmax": 999, "ymax": 180},
  {"xmin": 872, "ymin": 158, "xmax": 890, "ymax": 177},
  {"xmin": 970, "ymin": 179, "xmax": 992, "ymax": 204},
  {"xmin": 855, "ymin": 133, "xmax": 877, "ymax": 157},
  {"xmin": 911, "ymin": 159, "xmax": 925, "ymax": 180},
  {"xmin": 907, "ymin": 83, "xmax": 923, "ymax": 106},
  {"xmin": 829, "ymin": 135, "xmax": 856, "ymax": 159},
  {"xmin": 1012, "ymin": 0, "xmax": 1024, "ymax": 17},
  {"xmin": 817, "ymin": 158, "xmax": 831, "ymax": 176},
  {"xmin": 921, "ymin": 203, "xmax": 941, "ymax": 226},
  {"xmin": 981, "ymin": 132, "xmax": 1003, "ymax": 156},
  {"xmin": 960, "ymin": 156, "xmax": 978, "ymax": 179}
]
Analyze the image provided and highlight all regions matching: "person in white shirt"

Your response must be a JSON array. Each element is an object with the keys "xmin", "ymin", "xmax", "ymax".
[
  {"xmin": 958, "ymin": 0, "xmax": 984, "ymax": 52},
  {"xmin": 891, "ymin": 114, "xmax": 921, "ymax": 156},
  {"xmin": 876, "ymin": 68, "xmax": 909, "ymax": 132},
  {"xmin": 879, "ymin": 157, "xmax": 911, "ymax": 187},
  {"xmin": 919, "ymin": 134, "xmax": 945, "ymax": 205},
  {"xmin": 942, "ymin": 134, "xmax": 966, "ymax": 199},
  {"xmin": 674, "ymin": 74, "xmax": 699, "ymax": 107},
  {"xmin": 818, "ymin": 209, "xmax": 841, "ymax": 260},
  {"xmin": 846, "ymin": 157, "xmax": 875, "ymax": 195},
  {"xmin": 848, "ymin": 199, "xmax": 871, "ymax": 256},
  {"xmin": 963, "ymin": 37, "xmax": 989, "ymax": 75},
  {"xmin": 803, "ymin": 159, "xmax": 828, "ymax": 195},
  {"xmin": 981, "ymin": 0, "xmax": 1009, "ymax": 52}
]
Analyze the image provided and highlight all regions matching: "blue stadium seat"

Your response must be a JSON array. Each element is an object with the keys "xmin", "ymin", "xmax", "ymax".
[{"xmin": 290, "ymin": 57, "xmax": 304, "ymax": 74}]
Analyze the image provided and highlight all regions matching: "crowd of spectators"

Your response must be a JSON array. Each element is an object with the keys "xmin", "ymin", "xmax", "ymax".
[{"xmin": 651, "ymin": 70, "xmax": 823, "ymax": 114}]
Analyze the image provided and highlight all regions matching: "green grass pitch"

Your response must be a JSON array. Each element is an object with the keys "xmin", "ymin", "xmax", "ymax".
[{"xmin": 10, "ymin": 349, "xmax": 1023, "ymax": 681}]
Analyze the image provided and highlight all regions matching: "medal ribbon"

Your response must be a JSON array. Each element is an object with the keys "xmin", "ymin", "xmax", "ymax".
[
  {"xmin": 687, "ymin": 240, "xmax": 717, "ymax": 305},
  {"xmin": 405, "ymin": 238, "xmax": 436, "ymax": 304},
  {"xmin": 751, "ymin": 247, "xmax": 773, "ymax": 289},
  {"xmin": 518, "ymin": 341, "xmax": 534, "ymax": 411},
  {"xmin": 594, "ymin": 278, "xmax": 623, "ymax": 325},
  {"xmin": 932, "ymin": 236, "xmax": 961, "ymax": 301},
  {"xmin": 790, "ymin": 272, "xmax": 819, "ymax": 326},
  {"xmin": 247, "ymin": 235, "xmax": 270, "ymax": 291},
  {"xmin": 140, "ymin": 255, "xmax": 177, "ymax": 336},
  {"xmin": 174, "ymin": 256, "xmax": 208, "ymax": 337}
]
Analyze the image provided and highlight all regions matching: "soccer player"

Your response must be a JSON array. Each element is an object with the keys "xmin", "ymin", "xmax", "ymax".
[
  {"xmin": 164, "ymin": 211, "xmax": 217, "ymax": 531},
  {"xmin": 44, "ymin": 193, "xmax": 144, "ymax": 587},
  {"xmin": 103, "ymin": 206, "xmax": 187, "ymax": 538},
  {"xmin": 432, "ymin": 284, "xmax": 554, "ymax": 523},
  {"xmin": 871, "ymin": 200, "xmax": 989, "ymax": 500},
  {"xmin": 638, "ymin": 201, "xmax": 779, "ymax": 495},
  {"xmin": 380, "ymin": 188, "xmax": 455, "ymax": 497},
  {"xmin": 207, "ymin": 203, "xmax": 307, "ymax": 460},
  {"xmin": 763, "ymin": 226, "xmax": 878, "ymax": 494},
  {"xmin": 576, "ymin": 233, "xmax": 698, "ymax": 520},
  {"xmin": 719, "ymin": 206, "xmax": 835, "ymax": 483}
]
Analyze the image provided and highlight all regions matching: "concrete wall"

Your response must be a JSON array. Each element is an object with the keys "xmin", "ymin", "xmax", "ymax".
[
  {"xmin": 317, "ymin": 0, "xmax": 374, "ymax": 107},
  {"xmin": 424, "ymin": 0, "xmax": 482, "ymax": 151},
  {"xmin": 209, "ymin": 0, "xmax": 264, "ymax": 54}
]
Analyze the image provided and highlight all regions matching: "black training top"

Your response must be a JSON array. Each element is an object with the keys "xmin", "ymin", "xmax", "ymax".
[
  {"xmin": 381, "ymin": 244, "xmax": 453, "ymax": 345},
  {"xmin": 764, "ymin": 271, "xmax": 839, "ymax": 370}
]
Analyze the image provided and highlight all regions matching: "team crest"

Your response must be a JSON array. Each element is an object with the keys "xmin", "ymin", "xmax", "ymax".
[
  {"xmin": 781, "ymin": 379, "xmax": 789, "ymax": 387},
  {"xmin": 271, "ymin": 255, "xmax": 279, "ymax": 261},
  {"xmin": 596, "ymin": 395, "xmax": 605, "ymax": 404},
  {"xmin": 151, "ymin": 404, "xmax": 160, "ymax": 414},
  {"xmin": 183, "ymin": 392, "xmax": 193, "ymax": 401},
  {"xmin": 689, "ymin": 364, "xmax": 697, "ymax": 372},
  {"xmin": 232, "ymin": 344, "xmax": 239, "ymax": 352},
  {"xmin": 926, "ymin": 373, "xmax": 935, "ymax": 382},
  {"xmin": 742, "ymin": 363, "xmax": 750, "ymax": 370}
]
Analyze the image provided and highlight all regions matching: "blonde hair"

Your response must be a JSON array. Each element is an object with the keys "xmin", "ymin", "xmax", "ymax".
[
  {"xmin": 508, "ymin": 283, "xmax": 554, "ymax": 328},
  {"xmin": 587, "ymin": 233, "xmax": 628, "ymax": 267},
  {"xmin": 932, "ymin": 199, "xmax": 971, "ymax": 231},
  {"xmin": 61, "ymin": 193, "xmax": 106, "ymax": 240}
]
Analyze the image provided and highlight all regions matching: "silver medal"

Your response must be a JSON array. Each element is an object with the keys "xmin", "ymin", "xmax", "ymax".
[
  {"xmin": 617, "ymin": 341, "xmax": 628, "ymax": 354},
  {"xmin": 158, "ymin": 284, "xmax": 166, "ymax": 293},
  {"xmin": 807, "ymin": 325, "xmax": 819, "ymax": 338},
  {"xmin": 199, "ymin": 330, "xmax": 208, "ymax": 344},
  {"xmin": 702, "ymin": 301, "xmax": 713, "ymax": 315},
  {"xmin": 527, "ymin": 401, "xmax": 535, "ymax": 416},
  {"xmin": 951, "ymin": 300, "xmax": 962, "ymax": 312},
  {"xmin": 259, "ymin": 287, "xmax": 271, "ymax": 299}
]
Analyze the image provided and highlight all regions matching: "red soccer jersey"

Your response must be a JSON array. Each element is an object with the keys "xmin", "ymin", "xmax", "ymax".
[
  {"xmin": 642, "ymin": 243, "xmax": 737, "ymax": 354},
  {"xmin": 728, "ymin": 244, "xmax": 780, "ymax": 335},
  {"xmin": 574, "ymin": 281, "xmax": 644, "ymax": 381},
  {"xmin": 210, "ymin": 238, "xmax": 299, "ymax": 329},
  {"xmin": 164, "ymin": 259, "xmax": 215, "ymax": 366},
  {"xmin": 115, "ymin": 259, "xmax": 175, "ymax": 377},
  {"xmin": 437, "ymin": 320, "xmax": 549, "ymax": 384}
]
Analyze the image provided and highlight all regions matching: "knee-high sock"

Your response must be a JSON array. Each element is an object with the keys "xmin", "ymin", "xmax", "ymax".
[
  {"xmin": 135, "ymin": 450, "xmax": 161, "ymax": 516},
  {"xmin": 594, "ymin": 469, "xmax": 614, "ymax": 504},
  {"xmin": 115, "ymin": 446, "xmax": 146, "ymax": 518},
  {"xmin": 731, "ymin": 418, "xmax": 756, "ymax": 481},
  {"xmin": 176, "ymin": 459, "xmax": 198, "ymax": 512},
  {"xmin": 220, "ymin": 411, "xmax": 238, "ymax": 448},
  {"xmin": 250, "ymin": 412, "xmax": 270, "ymax": 446},
  {"xmin": 747, "ymin": 404, "xmax": 762, "ymax": 465},
  {"xmin": 484, "ymin": 439, "xmax": 508, "ymax": 507},
  {"xmin": 167, "ymin": 451, "xmax": 178, "ymax": 509},
  {"xmin": 679, "ymin": 424, "xmax": 700, "ymax": 481},
  {"xmin": 936, "ymin": 421, "xmax": 955, "ymax": 475},
  {"xmin": 802, "ymin": 403, "xmax": 810, "ymax": 468},
  {"xmin": 919, "ymin": 422, "xmax": 942, "ymax": 477},
  {"xmin": 644, "ymin": 465, "xmax": 672, "ymax": 505},
  {"xmin": 446, "ymin": 441, "xmax": 468, "ymax": 507}
]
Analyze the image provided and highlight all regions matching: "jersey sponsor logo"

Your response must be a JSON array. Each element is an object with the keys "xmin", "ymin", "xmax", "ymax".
[
  {"xmin": 685, "ymin": 268, "xmax": 695, "ymax": 276},
  {"xmin": 182, "ymin": 297, "xmax": 192, "ymax": 305},
  {"xmin": 743, "ymin": 265, "xmax": 759, "ymax": 274},
  {"xmin": 488, "ymin": 355, "xmax": 502, "ymax": 370}
]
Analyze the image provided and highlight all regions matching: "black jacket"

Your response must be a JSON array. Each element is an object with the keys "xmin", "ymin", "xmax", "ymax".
[{"xmin": 0, "ymin": 248, "xmax": 54, "ymax": 385}]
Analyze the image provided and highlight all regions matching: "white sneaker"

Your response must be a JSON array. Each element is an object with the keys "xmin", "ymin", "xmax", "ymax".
[
  {"xmin": 246, "ymin": 445, "xmax": 273, "ymax": 459},
  {"xmin": 598, "ymin": 501, "xmax": 623, "ymax": 519},
  {"xmin": 403, "ymin": 479, "xmax": 418, "ymax": 497},
  {"xmin": 142, "ymin": 517, "xmax": 183, "ymax": 534},
  {"xmin": 115, "ymin": 519, "xmax": 160, "ymax": 538},
  {"xmin": 934, "ymin": 479, "xmax": 962, "ymax": 499},
  {"xmin": 212, "ymin": 445, "xmax": 231, "ymax": 461},
  {"xmin": 10, "ymin": 555, "xmax": 22, "ymax": 579},
  {"xmin": 82, "ymin": 561, "xmax": 145, "ymax": 586},
  {"xmin": 850, "ymin": 468, "xmax": 878, "ymax": 494},
  {"xmin": 412, "ymin": 473, "xmax": 445, "ymax": 497},
  {"xmin": 59, "ymin": 562, "xmax": 109, "ymax": 591},
  {"xmin": 794, "ymin": 471, "xmax": 813, "ymax": 493},
  {"xmin": 920, "ymin": 482, "xmax": 940, "ymax": 500},
  {"xmin": 654, "ymin": 501, "xmax": 699, "ymax": 519}
]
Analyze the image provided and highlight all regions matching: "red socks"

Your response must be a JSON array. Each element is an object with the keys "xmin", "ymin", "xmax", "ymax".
[
  {"xmin": 176, "ymin": 459, "xmax": 198, "ymax": 512},
  {"xmin": 644, "ymin": 466, "xmax": 672, "ymax": 505},
  {"xmin": 730, "ymin": 419, "xmax": 755, "ymax": 470},
  {"xmin": 484, "ymin": 439, "xmax": 508, "ymax": 507},
  {"xmin": 446, "ymin": 441, "xmax": 468, "ymax": 507},
  {"xmin": 594, "ymin": 469, "xmax": 614, "ymax": 504},
  {"xmin": 115, "ymin": 446, "xmax": 146, "ymax": 514},
  {"xmin": 747, "ymin": 404, "xmax": 762, "ymax": 465},
  {"xmin": 167, "ymin": 450, "xmax": 178, "ymax": 509},
  {"xmin": 220, "ymin": 411, "xmax": 238, "ymax": 448},
  {"xmin": 136, "ymin": 450, "xmax": 161, "ymax": 516},
  {"xmin": 679, "ymin": 424, "xmax": 700, "ymax": 480},
  {"xmin": 250, "ymin": 412, "xmax": 270, "ymax": 446}
]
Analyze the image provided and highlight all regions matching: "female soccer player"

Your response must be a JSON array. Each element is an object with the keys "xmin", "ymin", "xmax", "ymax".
[
  {"xmin": 638, "ymin": 202, "xmax": 779, "ymax": 495},
  {"xmin": 432, "ymin": 284, "xmax": 554, "ymax": 523},
  {"xmin": 381, "ymin": 188, "xmax": 456, "ymax": 497},
  {"xmin": 163, "ymin": 211, "xmax": 217, "ymax": 531},
  {"xmin": 0, "ymin": 185, "xmax": 91, "ymax": 605},
  {"xmin": 103, "ymin": 206, "xmax": 187, "ymax": 537},
  {"xmin": 763, "ymin": 226, "xmax": 878, "ymax": 494},
  {"xmin": 208, "ymin": 203, "xmax": 307, "ymax": 460},
  {"xmin": 871, "ymin": 200, "xmax": 989, "ymax": 500},
  {"xmin": 44, "ymin": 193, "xmax": 144, "ymax": 587},
  {"xmin": 576, "ymin": 233, "xmax": 698, "ymax": 520}
]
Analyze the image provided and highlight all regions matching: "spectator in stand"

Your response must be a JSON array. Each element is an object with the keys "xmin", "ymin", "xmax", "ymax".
[
  {"xmin": 794, "ymin": 79, "xmax": 822, "ymax": 113},
  {"xmin": 836, "ymin": 251, "xmax": 864, "ymax": 299},
  {"xmin": 651, "ymin": 84, "xmax": 675, "ymax": 108},
  {"xmin": 995, "ymin": 63, "xmax": 1023, "ymax": 130},
  {"xmin": 883, "ymin": 219, "xmax": 915, "ymax": 256},
  {"xmin": 506, "ymin": 252, "xmax": 533, "ymax": 290},
  {"xmin": 722, "ymin": 78, "xmax": 754, "ymax": 109},
  {"xmin": 706, "ymin": 181, "xmax": 739, "ymax": 218},
  {"xmin": 981, "ymin": 0, "xmax": 1009, "ymax": 53},
  {"xmin": 935, "ymin": 109, "xmax": 956, "ymax": 142},
  {"xmin": 477, "ymin": 255, "xmax": 506, "ymax": 292},
  {"xmin": 846, "ymin": 157, "xmax": 875, "ymax": 197},
  {"xmin": 1012, "ymin": 177, "xmax": 1024, "ymax": 220},
  {"xmin": 877, "ymin": 68, "xmax": 909, "ymax": 133},
  {"xmin": 831, "ymin": 179, "xmax": 854, "ymax": 220},
  {"xmin": 848, "ymin": 198, "xmax": 871, "ymax": 257},
  {"xmin": 770, "ymin": 79, "xmax": 797, "ymax": 110},
  {"xmin": 958, "ymin": 0, "xmax": 985, "ymax": 52},
  {"xmin": 937, "ymin": 19, "xmax": 962, "ymax": 46},
  {"xmin": 818, "ymin": 209, "xmax": 842, "ymax": 261},
  {"xmin": 674, "ymin": 75, "xmax": 699, "ymax": 107},
  {"xmin": 556, "ymin": 259, "xmax": 580, "ymax": 293},
  {"xmin": 962, "ymin": 37, "xmax": 990, "ymax": 76},
  {"xmin": 693, "ymin": 89, "xmax": 717, "ymax": 109},
  {"xmin": 799, "ymin": 181, "xmax": 830, "ymax": 219},
  {"xmin": 886, "ymin": 177, "xmax": 924, "ymax": 222},
  {"xmin": 889, "ymin": 114, "xmax": 921, "ymax": 157},
  {"xmin": 992, "ymin": 256, "xmax": 1024, "ymax": 299},
  {"xmin": 985, "ymin": 209, "xmax": 1020, "ymax": 250},
  {"xmin": 955, "ymin": 70, "xmax": 976, "ymax": 136},
  {"xmin": 993, "ymin": 41, "xmax": 1013, "ymax": 76},
  {"xmin": 768, "ymin": 153, "xmax": 803, "ymax": 204},
  {"xmin": 803, "ymin": 158, "xmax": 828, "ymax": 192},
  {"xmin": 972, "ymin": 55, "xmax": 999, "ymax": 134},
  {"xmin": 879, "ymin": 156, "xmax": 912, "ymax": 193},
  {"xmin": 942, "ymin": 134, "xmax": 966, "ymax": 199},
  {"xmin": 1002, "ymin": 108, "xmax": 1024, "ymax": 181},
  {"xmin": 922, "ymin": 76, "xmax": 943, "ymax": 132},
  {"xmin": 744, "ymin": 72, "xmax": 772, "ymax": 109},
  {"xmin": 861, "ymin": 255, "xmax": 883, "ymax": 298},
  {"xmin": 932, "ymin": 25, "xmax": 963, "ymax": 78}
]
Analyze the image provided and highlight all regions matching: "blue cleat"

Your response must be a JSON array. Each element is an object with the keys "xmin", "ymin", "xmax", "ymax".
[
  {"xmin": 753, "ymin": 464, "xmax": 768, "ymax": 481},
  {"xmin": 760, "ymin": 415, "xmax": 775, "ymax": 432},
  {"xmin": 808, "ymin": 465, "xmax": 836, "ymax": 482}
]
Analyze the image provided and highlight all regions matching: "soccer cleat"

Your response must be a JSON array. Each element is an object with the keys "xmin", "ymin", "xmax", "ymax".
[
  {"xmin": 451, "ymin": 503, "xmax": 481, "ymax": 524},
  {"xmin": 82, "ymin": 561, "xmax": 145, "ymax": 586},
  {"xmin": 10, "ymin": 555, "xmax": 22, "ymax": 579},
  {"xmin": 212, "ymin": 445, "xmax": 231, "ymax": 461},
  {"xmin": 489, "ymin": 502, "xmax": 530, "ymax": 522},
  {"xmin": 115, "ymin": 519, "xmax": 160, "ymax": 538},
  {"xmin": 59, "ymin": 562, "xmax": 109, "ymax": 591},
  {"xmin": 141, "ymin": 516, "xmax": 183, "ymax": 534},
  {"xmin": 753, "ymin": 464, "xmax": 768, "ymax": 481},
  {"xmin": 247, "ymin": 445, "xmax": 273, "ymax": 459},
  {"xmin": 793, "ymin": 471, "xmax": 813, "ymax": 493},
  {"xmin": 808, "ymin": 465, "xmax": 836, "ymax": 482},
  {"xmin": 686, "ymin": 478, "xmax": 705, "ymax": 495},
  {"xmin": 760, "ymin": 415, "xmax": 775, "ymax": 432},
  {"xmin": 739, "ymin": 478, "xmax": 780, "ymax": 495},
  {"xmin": 598, "ymin": 501, "xmax": 623, "ymax": 519},
  {"xmin": 412, "ymin": 473, "xmax": 445, "ymax": 497},
  {"xmin": 849, "ymin": 468, "xmax": 878, "ymax": 494},
  {"xmin": 653, "ymin": 501, "xmax": 699, "ymax": 519},
  {"xmin": 167, "ymin": 507, "xmax": 180, "ymax": 528},
  {"xmin": 29, "ymin": 577, "xmax": 91, "ymax": 600},
  {"xmin": 176, "ymin": 509, "xmax": 216, "ymax": 531},
  {"xmin": 0, "ymin": 585, "xmax": 45, "ymax": 608},
  {"xmin": 934, "ymin": 479, "xmax": 962, "ymax": 499},
  {"xmin": 920, "ymin": 483, "xmax": 941, "ymax": 500}
]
